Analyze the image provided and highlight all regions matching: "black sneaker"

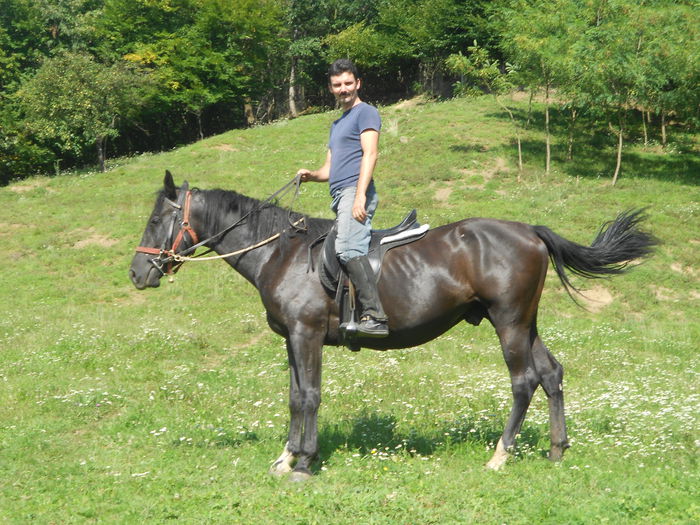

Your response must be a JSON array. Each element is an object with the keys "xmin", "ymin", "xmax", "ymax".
[{"xmin": 358, "ymin": 316, "xmax": 389, "ymax": 337}]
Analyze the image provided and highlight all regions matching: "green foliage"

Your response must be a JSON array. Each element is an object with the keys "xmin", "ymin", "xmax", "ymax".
[
  {"xmin": 326, "ymin": 0, "xmax": 493, "ymax": 94},
  {"xmin": 0, "ymin": 0, "xmax": 697, "ymax": 180},
  {"xmin": 16, "ymin": 51, "xmax": 152, "ymax": 166},
  {"xmin": 0, "ymin": 107, "xmax": 55, "ymax": 183},
  {"xmin": 0, "ymin": 0, "xmax": 49, "ymax": 92},
  {"xmin": 107, "ymin": 0, "xmax": 286, "ymax": 130},
  {"xmin": 446, "ymin": 43, "xmax": 515, "ymax": 97}
]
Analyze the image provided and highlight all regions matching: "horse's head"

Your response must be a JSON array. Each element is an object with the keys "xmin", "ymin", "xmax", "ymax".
[{"xmin": 129, "ymin": 171, "xmax": 199, "ymax": 289}]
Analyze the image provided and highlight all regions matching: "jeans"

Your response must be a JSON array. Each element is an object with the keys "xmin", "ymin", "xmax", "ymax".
[{"xmin": 330, "ymin": 184, "xmax": 378, "ymax": 264}]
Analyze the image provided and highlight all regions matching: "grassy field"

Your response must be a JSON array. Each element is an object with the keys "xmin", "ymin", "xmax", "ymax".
[{"xmin": 1, "ymin": 94, "xmax": 698, "ymax": 524}]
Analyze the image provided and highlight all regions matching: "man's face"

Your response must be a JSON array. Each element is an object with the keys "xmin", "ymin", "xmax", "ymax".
[{"xmin": 329, "ymin": 71, "xmax": 361, "ymax": 109}]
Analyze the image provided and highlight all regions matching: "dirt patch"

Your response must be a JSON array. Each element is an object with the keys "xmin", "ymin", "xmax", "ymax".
[
  {"xmin": 670, "ymin": 262, "xmax": 697, "ymax": 277},
  {"xmin": 393, "ymin": 95, "xmax": 428, "ymax": 110},
  {"xmin": 484, "ymin": 157, "xmax": 509, "ymax": 179},
  {"xmin": 0, "ymin": 223, "xmax": 26, "ymax": 239},
  {"xmin": 113, "ymin": 291, "xmax": 147, "ymax": 306},
  {"xmin": 70, "ymin": 227, "xmax": 118, "ymax": 249},
  {"xmin": 8, "ymin": 180, "xmax": 51, "ymax": 193},
  {"xmin": 435, "ymin": 187, "xmax": 453, "ymax": 202},
  {"xmin": 580, "ymin": 285, "xmax": 614, "ymax": 312},
  {"xmin": 509, "ymin": 89, "xmax": 564, "ymax": 104},
  {"xmin": 651, "ymin": 286, "xmax": 678, "ymax": 302},
  {"xmin": 431, "ymin": 180, "xmax": 455, "ymax": 203},
  {"xmin": 211, "ymin": 144, "xmax": 239, "ymax": 152}
]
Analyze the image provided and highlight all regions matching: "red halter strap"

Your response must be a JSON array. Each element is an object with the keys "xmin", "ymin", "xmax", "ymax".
[
  {"xmin": 135, "ymin": 191, "xmax": 198, "ymax": 272},
  {"xmin": 170, "ymin": 190, "xmax": 199, "ymax": 251}
]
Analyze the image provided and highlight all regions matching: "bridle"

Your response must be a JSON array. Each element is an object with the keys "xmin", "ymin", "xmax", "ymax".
[
  {"xmin": 134, "ymin": 176, "xmax": 305, "ymax": 279},
  {"xmin": 135, "ymin": 181, "xmax": 199, "ymax": 278}
]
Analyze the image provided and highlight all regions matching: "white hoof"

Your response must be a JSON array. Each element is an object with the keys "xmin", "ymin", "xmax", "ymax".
[
  {"xmin": 269, "ymin": 443, "xmax": 297, "ymax": 477},
  {"xmin": 269, "ymin": 461, "xmax": 294, "ymax": 477},
  {"xmin": 485, "ymin": 438, "xmax": 509, "ymax": 471}
]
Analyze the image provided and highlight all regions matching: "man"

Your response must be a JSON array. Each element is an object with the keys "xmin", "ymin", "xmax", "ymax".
[{"xmin": 297, "ymin": 58, "xmax": 388, "ymax": 337}]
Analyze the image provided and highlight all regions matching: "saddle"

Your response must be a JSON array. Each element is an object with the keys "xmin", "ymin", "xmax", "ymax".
[
  {"xmin": 318, "ymin": 209, "xmax": 428, "ymax": 293},
  {"xmin": 315, "ymin": 210, "xmax": 429, "ymax": 349}
]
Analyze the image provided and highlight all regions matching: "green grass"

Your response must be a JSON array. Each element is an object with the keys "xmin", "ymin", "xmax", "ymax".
[{"xmin": 1, "ymin": 95, "xmax": 698, "ymax": 523}]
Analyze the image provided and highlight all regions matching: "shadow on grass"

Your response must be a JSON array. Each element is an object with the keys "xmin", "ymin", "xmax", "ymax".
[
  {"xmin": 448, "ymin": 143, "xmax": 492, "ymax": 154},
  {"xmin": 475, "ymin": 107, "xmax": 700, "ymax": 186},
  {"xmin": 317, "ymin": 410, "xmax": 546, "ymax": 465}
]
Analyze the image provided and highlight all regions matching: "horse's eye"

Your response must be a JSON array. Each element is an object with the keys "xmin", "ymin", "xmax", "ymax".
[{"xmin": 150, "ymin": 216, "xmax": 161, "ymax": 225}]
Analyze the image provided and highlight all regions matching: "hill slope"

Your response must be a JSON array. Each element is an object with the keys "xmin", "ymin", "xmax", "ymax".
[{"xmin": 1, "ymin": 95, "xmax": 698, "ymax": 523}]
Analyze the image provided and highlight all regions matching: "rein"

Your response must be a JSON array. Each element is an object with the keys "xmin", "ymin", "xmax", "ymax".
[
  {"xmin": 171, "ymin": 217, "xmax": 306, "ymax": 263},
  {"xmin": 135, "ymin": 176, "xmax": 305, "ymax": 278}
]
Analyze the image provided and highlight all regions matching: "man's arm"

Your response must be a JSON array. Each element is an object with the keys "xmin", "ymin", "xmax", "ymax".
[
  {"xmin": 297, "ymin": 150, "xmax": 331, "ymax": 182},
  {"xmin": 352, "ymin": 129, "xmax": 379, "ymax": 223}
]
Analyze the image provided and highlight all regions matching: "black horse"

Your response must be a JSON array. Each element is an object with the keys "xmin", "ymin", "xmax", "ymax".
[{"xmin": 130, "ymin": 172, "xmax": 655, "ymax": 481}]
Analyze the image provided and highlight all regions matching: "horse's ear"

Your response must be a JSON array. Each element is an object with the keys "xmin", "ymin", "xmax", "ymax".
[{"xmin": 164, "ymin": 170, "xmax": 177, "ymax": 200}]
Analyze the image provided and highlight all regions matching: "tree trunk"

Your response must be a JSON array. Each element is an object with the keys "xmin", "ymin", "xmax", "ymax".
[
  {"xmin": 526, "ymin": 90, "xmax": 534, "ymax": 128},
  {"xmin": 196, "ymin": 111, "xmax": 204, "ymax": 141},
  {"xmin": 244, "ymin": 97, "xmax": 255, "ymax": 126},
  {"xmin": 97, "ymin": 136, "xmax": 106, "ymax": 173},
  {"xmin": 495, "ymin": 95, "xmax": 523, "ymax": 180},
  {"xmin": 544, "ymin": 83, "xmax": 551, "ymax": 175},
  {"xmin": 567, "ymin": 107, "xmax": 577, "ymax": 161},
  {"xmin": 661, "ymin": 110, "xmax": 667, "ymax": 147},
  {"xmin": 642, "ymin": 110, "xmax": 648, "ymax": 148},
  {"xmin": 611, "ymin": 115, "xmax": 624, "ymax": 186},
  {"xmin": 289, "ymin": 57, "xmax": 299, "ymax": 118}
]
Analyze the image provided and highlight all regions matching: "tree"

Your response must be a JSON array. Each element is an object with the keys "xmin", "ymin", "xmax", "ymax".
[
  {"xmin": 633, "ymin": 2, "xmax": 700, "ymax": 146},
  {"xmin": 0, "ymin": 0, "xmax": 49, "ymax": 93},
  {"xmin": 109, "ymin": 0, "xmax": 285, "ymax": 131},
  {"xmin": 326, "ymin": 0, "xmax": 493, "ymax": 98},
  {"xmin": 17, "ymin": 51, "xmax": 152, "ymax": 172},
  {"xmin": 498, "ymin": 0, "xmax": 581, "ymax": 174},
  {"xmin": 447, "ymin": 42, "xmax": 524, "ymax": 178}
]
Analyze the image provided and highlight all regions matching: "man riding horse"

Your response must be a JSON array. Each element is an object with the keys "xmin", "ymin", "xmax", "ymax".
[{"xmin": 297, "ymin": 58, "xmax": 388, "ymax": 338}]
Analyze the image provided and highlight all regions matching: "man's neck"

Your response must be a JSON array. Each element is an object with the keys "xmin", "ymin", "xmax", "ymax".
[{"xmin": 342, "ymin": 97, "xmax": 362, "ymax": 112}]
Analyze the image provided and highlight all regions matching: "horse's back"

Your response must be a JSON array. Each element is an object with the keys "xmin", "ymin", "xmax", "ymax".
[{"xmin": 378, "ymin": 217, "xmax": 549, "ymax": 316}]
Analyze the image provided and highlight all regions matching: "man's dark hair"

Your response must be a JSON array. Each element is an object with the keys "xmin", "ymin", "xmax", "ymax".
[{"xmin": 328, "ymin": 58, "xmax": 359, "ymax": 79}]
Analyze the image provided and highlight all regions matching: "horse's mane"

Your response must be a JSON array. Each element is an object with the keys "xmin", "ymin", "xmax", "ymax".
[{"xmin": 197, "ymin": 188, "xmax": 333, "ymax": 243}]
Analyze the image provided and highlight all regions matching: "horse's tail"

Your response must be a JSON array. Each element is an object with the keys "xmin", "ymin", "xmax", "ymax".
[{"xmin": 533, "ymin": 209, "xmax": 657, "ymax": 299}]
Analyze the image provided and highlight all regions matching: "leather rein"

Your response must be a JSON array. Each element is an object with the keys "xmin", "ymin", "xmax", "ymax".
[{"xmin": 135, "ymin": 177, "xmax": 305, "ymax": 279}]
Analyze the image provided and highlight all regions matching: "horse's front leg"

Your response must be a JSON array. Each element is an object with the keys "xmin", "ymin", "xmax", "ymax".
[
  {"xmin": 269, "ymin": 337, "xmax": 303, "ymax": 476},
  {"xmin": 270, "ymin": 329, "xmax": 323, "ymax": 481}
]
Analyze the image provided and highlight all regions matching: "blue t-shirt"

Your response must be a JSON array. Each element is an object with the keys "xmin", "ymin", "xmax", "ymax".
[{"xmin": 328, "ymin": 102, "xmax": 381, "ymax": 195}]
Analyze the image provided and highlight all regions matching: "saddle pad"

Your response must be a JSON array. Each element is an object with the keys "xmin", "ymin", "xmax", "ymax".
[{"xmin": 380, "ymin": 224, "xmax": 430, "ymax": 245}]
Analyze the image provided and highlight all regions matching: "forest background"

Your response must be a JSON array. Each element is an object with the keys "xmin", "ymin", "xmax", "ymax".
[{"xmin": 0, "ymin": 0, "xmax": 698, "ymax": 184}]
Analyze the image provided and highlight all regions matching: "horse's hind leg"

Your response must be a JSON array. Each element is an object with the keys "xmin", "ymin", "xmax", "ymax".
[
  {"xmin": 486, "ymin": 322, "xmax": 540, "ymax": 470},
  {"xmin": 531, "ymin": 334, "xmax": 569, "ymax": 461}
]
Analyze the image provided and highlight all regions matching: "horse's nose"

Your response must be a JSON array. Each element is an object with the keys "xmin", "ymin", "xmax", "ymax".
[{"xmin": 129, "ymin": 268, "xmax": 144, "ymax": 289}]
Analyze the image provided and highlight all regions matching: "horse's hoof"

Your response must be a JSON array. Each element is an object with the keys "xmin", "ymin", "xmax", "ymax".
[
  {"xmin": 288, "ymin": 470, "xmax": 312, "ymax": 483},
  {"xmin": 485, "ymin": 438, "xmax": 509, "ymax": 471},
  {"xmin": 269, "ymin": 464, "xmax": 293, "ymax": 477},
  {"xmin": 547, "ymin": 447, "xmax": 564, "ymax": 462},
  {"xmin": 547, "ymin": 442, "xmax": 571, "ymax": 461}
]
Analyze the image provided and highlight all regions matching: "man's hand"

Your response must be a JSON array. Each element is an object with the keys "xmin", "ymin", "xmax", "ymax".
[
  {"xmin": 352, "ymin": 192, "xmax": 367, "ymax": 223},
  {"xmin": 297, "ymin": 168, "xmax": 313, "ymax": 182},
  {"xmin": 297, "ymin": 151, "xmax": 332, "ymax": 183}
]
